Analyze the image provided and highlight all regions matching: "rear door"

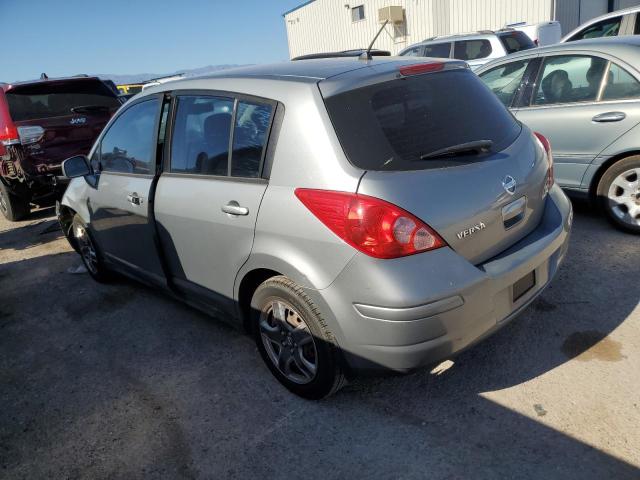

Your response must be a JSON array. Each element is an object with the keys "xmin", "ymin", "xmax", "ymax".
[
  {"xmin": 514, "ymin": 54, "xmax": 640, "ymax": 189},
  {"xmin": 154, "ymin": 92, "xmax": 276, "ymax": 307},
  {"xmin": 87, "ymin": 95, "xmax": 167, "ymax": 285},
  {"xmin": 5, "ymin": 79, "xmax": 121, "ymax": 171}
]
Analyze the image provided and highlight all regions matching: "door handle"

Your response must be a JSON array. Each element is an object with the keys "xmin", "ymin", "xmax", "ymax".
[
  {"xmin": 221, "ymin": 201, "xmax": 249, "ymax": 216},
  {"xmin": 127, "ymin": 192, "xmax": 143, "ymax": 206},
  {"xmin": 592, "ymin": 111, "xmax": 626, "ymax": 123}
]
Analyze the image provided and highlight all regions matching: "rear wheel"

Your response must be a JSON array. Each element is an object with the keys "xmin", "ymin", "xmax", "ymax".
[
  {"xmin": 597, "ymin": 156, "xmax": 640, "ymax": 234},
  {"xmin": 71, "ymin": 215, "xmax": 112, "ymax": 282},
  {"xmin": 0, "ymin": 182, "xmax": 30, "ymax": 221},
  {"xmin": 251, "ymin": 276, "xmax": 346, "ymax": 399}
]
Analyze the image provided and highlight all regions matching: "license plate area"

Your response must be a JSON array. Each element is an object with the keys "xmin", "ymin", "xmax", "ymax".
[{"xmin": 513, "ymin": 270, "xmax": 536, "ymax": 302}]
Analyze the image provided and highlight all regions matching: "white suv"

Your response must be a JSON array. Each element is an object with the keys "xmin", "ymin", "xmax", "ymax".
[{"xmin": 399, "ymin": 30, "xmax": 536, "ymax": 70}]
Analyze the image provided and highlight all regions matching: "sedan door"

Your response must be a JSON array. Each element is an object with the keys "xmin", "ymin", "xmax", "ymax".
[
  {"xmin": 154, "ymin": 93, "xmax": 276, "ymax": 311},
  {"xmin": 513, "ymin": 54, "xmax": 640, "ymax": 189},
  {"xmin": 86, "ymin": 96, "xmax": 167, "ymax": 285}
]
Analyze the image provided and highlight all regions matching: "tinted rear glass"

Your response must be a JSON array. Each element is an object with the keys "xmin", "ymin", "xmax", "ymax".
[
  {"xmin": 6, "ymin": 80, "xmax": 120, "ymax": 122},
  {"xmin": 323, "ymin": 69, "xmax": 521, "ymax": 171},
  {"xmin": 498, "ymin": 31, "xmax": 536, "ymax": 53}
]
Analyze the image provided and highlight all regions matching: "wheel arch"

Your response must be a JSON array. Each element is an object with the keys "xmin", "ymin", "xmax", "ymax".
[
  {"xmin": 236, "ymin": 267, "xmax": 283, "ymax": 333},
  {"xmin": 588, "ymin": 150, "xmax": 640, "ymax": 201}
]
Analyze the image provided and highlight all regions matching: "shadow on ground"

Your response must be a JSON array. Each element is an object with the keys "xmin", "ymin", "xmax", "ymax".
[{"xmin": 0, "ymin": 201, "xmax": 638, "ymax": 478}]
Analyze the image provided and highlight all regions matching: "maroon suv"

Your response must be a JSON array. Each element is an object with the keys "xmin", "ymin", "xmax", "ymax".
[{"xmin": 0, "ymin": 76, "xmax": 121, "ymax": 220}]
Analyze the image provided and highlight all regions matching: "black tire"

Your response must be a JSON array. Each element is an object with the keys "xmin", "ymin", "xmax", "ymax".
[
  {"xmin": 251, "ymin": 276, "xmax": 346, "ymax": 399},
  {"xmin": 0, "ymin": 182, "xmax": 30, "ymax": 221},
  {"xmin": 71, "ymin": 215, "xmax": 113, "ymax": 282},
  {"xmin": 596, "ymin": 156, "xmax": 640, "ymax": 234}
]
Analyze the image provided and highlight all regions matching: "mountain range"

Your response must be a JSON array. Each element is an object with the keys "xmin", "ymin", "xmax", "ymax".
[{"xmin": 94, "ymin": 64, "xmax": 247, "ymax": 84}]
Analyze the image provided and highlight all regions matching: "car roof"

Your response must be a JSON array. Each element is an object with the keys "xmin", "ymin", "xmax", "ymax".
[
  {"xmin": 141, "ymin": 56, "xmax": 466, "ymax": 92},
  {"xmin": 413, "ymin": 31, "xmax": 501, "ymax": 45},
  {"xmin": 0, "ymin": 75, "xmax": 106, "ymax": 92},
  {"xmin": 561, "ymin": 5, "xmax": 640, "ymax": 41},
  {"xmin": 476, "ymin": 36, "xmax": 640, "ymax": 72}
]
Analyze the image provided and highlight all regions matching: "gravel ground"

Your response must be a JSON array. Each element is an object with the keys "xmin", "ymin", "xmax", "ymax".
[{"xmin": 0, "ymin": 200, "xmax": 638, "ymax": 479}]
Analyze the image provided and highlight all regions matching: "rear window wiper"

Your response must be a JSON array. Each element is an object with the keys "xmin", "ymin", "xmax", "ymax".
[
  {"xmin": 71, "ymin": 105, "xmax": 111, "ymax": 114},
  {"xmin": 418, "ymin": 140, "xmax": 493, "ymax": 161}
]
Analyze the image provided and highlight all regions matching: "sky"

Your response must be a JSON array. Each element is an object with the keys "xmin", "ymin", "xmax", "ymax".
[{"xmin": 2, "ymin": 0, "xmax": 305, "ymax": 82}]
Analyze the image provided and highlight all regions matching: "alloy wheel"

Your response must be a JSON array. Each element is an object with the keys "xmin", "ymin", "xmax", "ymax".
[
  {"xmin": 74, "ymin": 224, "xmax": 98, "ymax": 275},
  {"xmin": 607, "ymin": 168, "xmax": 640, "ymax": 228},
  {"xmin": 259, "ymin": 299, "xmax": 318, "ymax": 384}
]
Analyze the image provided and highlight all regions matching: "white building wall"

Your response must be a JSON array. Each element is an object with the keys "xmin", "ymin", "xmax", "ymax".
[{"xmin": 284, "ymin": 0, "xmax": 554, "ymax": 59}]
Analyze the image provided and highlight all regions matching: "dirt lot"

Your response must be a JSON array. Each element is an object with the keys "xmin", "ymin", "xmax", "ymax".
[{"xmin": 0, "ymin": 201, "xmax": 638, "ymax": 479}]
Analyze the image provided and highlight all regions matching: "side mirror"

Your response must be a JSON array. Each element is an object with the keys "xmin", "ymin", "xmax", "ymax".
[{"xmin": 62, "ymin": 155, "xmax": 92, "ymax": 178}]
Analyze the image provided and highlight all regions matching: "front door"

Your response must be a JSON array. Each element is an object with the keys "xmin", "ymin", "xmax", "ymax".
[
  {"xmin": 87, "ymin": 97, "xmax": 166, "ymax": 284},
  {"xmin": 154, "ymin": 93, "xmax": 276, "ymax": 308},
  {"xmin": 514, "ymin": 54, "xmax": 640, "ymax": 189}
]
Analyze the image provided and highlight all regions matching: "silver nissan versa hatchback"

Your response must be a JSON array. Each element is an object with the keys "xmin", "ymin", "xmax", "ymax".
[{"xmin": 58, "ymin": 57, "xmax": 572, "ymax": 399}]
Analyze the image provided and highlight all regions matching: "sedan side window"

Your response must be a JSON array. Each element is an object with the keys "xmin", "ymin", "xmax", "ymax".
[
  {"xmin": 532, "ymin": 55, "xmax": 606, "ymax": 105},
  {"xmin": 454, "ymin": 40, "xmax": 492, "ymax": 61},
  {"xmin": 231, "ymin": 101, "xmax": 274, "ymax": 178},
  {"xmin": 602, "ymin": 63, "xmax": 640, "ymax": 101},
  {"xmin": 400, "ymin": 46, "xmax": 422, "ymax": 57},
  {"xmin": 479, "ymin": 60, "xmax": 530, "ymax": 107},
  {"xmin": 423, "ymin": 43, "xmax": 451, "ymax": 58},
  {"xmin": 170, "ymin": 95, "xmax": 234, "ymax": 175},
  {"xmin": 568, "ymin": 17, "xmax": 622, "ymax": 41},
  {"xmin": 100, "ymin": 100, "xmax": 157, "ymax": 175}
]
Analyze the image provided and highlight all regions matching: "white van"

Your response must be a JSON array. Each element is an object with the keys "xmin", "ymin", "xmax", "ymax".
[{"xmin": 506, "ymin": 21, "xmax": 562, "ymax": 46}]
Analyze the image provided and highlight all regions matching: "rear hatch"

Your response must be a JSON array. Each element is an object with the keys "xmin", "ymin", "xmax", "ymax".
[
  {"xmin": 5, "ymin": 78, "xmax": 121, "ymax": 172},
  {"xmin": 321, "ymin": 63, "xmax": 548, "ymax": 265}
]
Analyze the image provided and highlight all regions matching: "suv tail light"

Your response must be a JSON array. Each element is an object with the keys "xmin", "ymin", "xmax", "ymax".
[
  {"xmin": 295, "ymin": 189, "xmax": 446, "ymax": 259},
  {"xmin": 534, "ymin": 132, "xmax": 554, "ymax": 193},
  {"xmin": 0, "ymin": 91, "xmax": 19, "ymax": 147}
]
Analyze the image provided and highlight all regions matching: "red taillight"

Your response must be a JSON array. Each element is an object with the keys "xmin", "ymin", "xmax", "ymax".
[
  {"xmin": 295, "ymin": 189, "xmax": 446, "ymax": 259},
  {"xmin": 534, "ymin": 131, "xmax": 554, "ymax": 192},
  {"xmin": 398, "ymin": 62, "xmax": 445, "ymax": 76},
  {"xmin": 0, "ymin": 90, "xmax": 18, "ymax": 147}
]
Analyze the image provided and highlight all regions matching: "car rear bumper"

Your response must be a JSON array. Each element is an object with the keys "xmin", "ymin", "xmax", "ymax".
[{"xmin": 304, "ymin": 185, "xmax": 572, "ymax": 373}]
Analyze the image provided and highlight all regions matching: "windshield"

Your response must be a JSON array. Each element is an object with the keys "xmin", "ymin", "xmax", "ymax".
[
  {"xmin": 498, "ymin": 31, "xmax": 536, "ymax": 53},
  {"xmin": 322, "ymin": 69, "xmax": 521, "ymax": 171},
  {"xmin": 6, "ymin": 80, "xmax": 120, "ymax": 122}
]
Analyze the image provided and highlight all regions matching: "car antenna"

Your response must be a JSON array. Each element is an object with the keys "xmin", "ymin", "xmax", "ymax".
[
  {"xmin": 40, "ymin": 73, "xmax": 48, "ymax": 80},
  {"xmin": 359, "ymin": 19, "xmax": 389, "ymax": 61}
]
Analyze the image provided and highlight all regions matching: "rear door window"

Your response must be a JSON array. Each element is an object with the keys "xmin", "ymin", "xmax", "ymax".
[
  {"xmin": 170, "ymin": 95, "xmax": 234, "ymax": 175},
  {"xmin": 100, "ymin": 100, "xmax": 158, "ymax": 175},
  {"xmin": 602, "ymin": 63, "xmax": 640, "ymax": 101},
  {"xmin": 568, "ymin": 16, "xmax": 622, "ymax": 41},
  {"xmin": 6, "ymin": 80, "xmax": 121, "ymax": 122},
  {"xmin": 454, "ymin": 40, "xmax": 492, "ymax": 60},
  {"xmin": 322, "ymin": 69, "xmax": 521, "ymax": 171},
  {"xmin": 231, "ymin": 101, "xmax": 273, "ymax": 178},
  {"xmin": 423, "ymin": 43, "xmax": 451, "ymax": 58},
  {"xmin": 479, "ymin": 59, "xmax": 531, "ymax": 107},
  {"xmin": 532, "ymin": 55, "xmax": 607, "ymax": 105},
  {"xmin": 498, "ymin": 31, "xmax": 535, "ymax": 54}
]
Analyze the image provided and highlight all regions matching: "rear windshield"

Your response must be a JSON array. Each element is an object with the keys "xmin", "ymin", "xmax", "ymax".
[
  {"xmin": 323, "ymin": 69, "xmax": 521, "ymax": 171},
  {"xmin": 6, "ymin": 80, "xmax": 120, "ymax": 122},
  {"xmin": 498, "ymin": 31, "xmax": 536, "ymax": 54}
]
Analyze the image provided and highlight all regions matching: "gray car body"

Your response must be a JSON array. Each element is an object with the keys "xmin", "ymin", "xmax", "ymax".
[
  {"xmin": 61, "ymin": 57, "xmax": 572, "ymax": 372},
  {"xmin": 476, "ymin": 36, "xmax": 640, "ymax": 199}
]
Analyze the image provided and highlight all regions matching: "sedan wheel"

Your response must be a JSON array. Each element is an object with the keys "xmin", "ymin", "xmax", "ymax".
[
  {"xmin": 606, "ymin": 167, "xmax": 640, "ymax": 229},
  {"xmin": 259, "ymin": 299, "xmax": 318, "ymax": 384}
]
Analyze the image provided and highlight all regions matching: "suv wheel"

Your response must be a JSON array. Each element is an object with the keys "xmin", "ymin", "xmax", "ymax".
[
  {"xmin": 0, "ymin": 182, "xmax": 30, "ymax": 221},
  {"xmin": 597, "ymin": 156, "xmax": 640, "ymax": 234},
  {"xmin": 251, "ymin": 276, "xmax": 346, "ymax": 399},
  {"xmin": 71, "ymin": 215, "xmax": 112, "ymax": 282}
]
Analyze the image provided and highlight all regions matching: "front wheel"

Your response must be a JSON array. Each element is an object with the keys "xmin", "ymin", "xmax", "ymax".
[
  {"xmin": 251, "ymin": 276, "xmax": 346, "ymax": 399},
  {"xmin": 0, "ymin": 182, "xmax": 30, "ymax": 221},
  {"xmin": 597, "ymin": 156, "xmax": 640, "ymax": 234},
  {"xmin": 71, "ymin": 215, "xmax": 112, "ymax": 282}
]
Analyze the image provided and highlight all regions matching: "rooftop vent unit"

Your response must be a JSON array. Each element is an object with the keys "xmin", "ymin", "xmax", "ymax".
[{"xmin": 378, "ymin": 6, "xmax": 404, "ymax": 24}]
